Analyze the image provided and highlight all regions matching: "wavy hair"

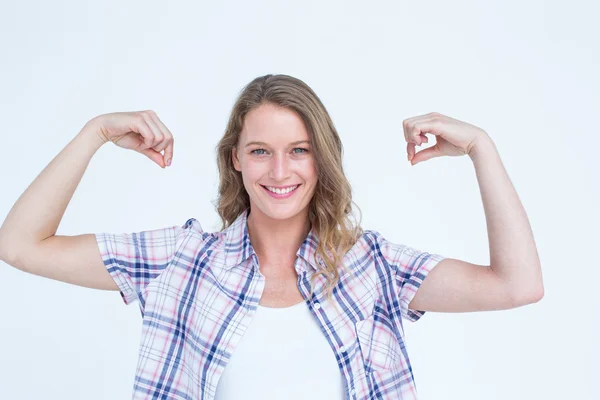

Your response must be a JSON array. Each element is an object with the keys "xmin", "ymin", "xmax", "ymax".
[{"xmin": 213, "ymin": 74, "xmax": 363, "ymax": 301}]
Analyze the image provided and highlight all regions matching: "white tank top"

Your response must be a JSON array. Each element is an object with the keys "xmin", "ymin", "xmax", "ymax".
[{"xmin": 214, "ymin": 300, "xmax": 345, "ymax": 399}]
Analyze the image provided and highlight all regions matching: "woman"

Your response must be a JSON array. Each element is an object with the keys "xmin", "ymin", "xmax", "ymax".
[{"xmin": 0, "ymin": 74, "xmax": 544, "ymax": 399}]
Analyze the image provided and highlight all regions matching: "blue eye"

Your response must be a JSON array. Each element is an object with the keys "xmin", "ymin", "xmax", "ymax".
[{"xmin": 250, "ymin": 148, "xmax": 309, "ymax": 155}]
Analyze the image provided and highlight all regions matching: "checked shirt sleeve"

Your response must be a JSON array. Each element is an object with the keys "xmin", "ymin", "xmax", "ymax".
[
  {"xmin": 94, "ymin": 218, "xmax": 198, "ymax": 306},
  {"xmin": 378, "ymin": 235, "xmax": 446, "ymax": 323}
]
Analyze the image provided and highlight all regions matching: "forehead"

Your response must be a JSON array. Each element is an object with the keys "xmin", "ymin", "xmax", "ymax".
[{"xmin": 240, "ymin": 103, "xmax": 309, "ymax": 145}]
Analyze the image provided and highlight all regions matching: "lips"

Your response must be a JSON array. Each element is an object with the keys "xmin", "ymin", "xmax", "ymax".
[
  {"xmin": 260, "ymin": 184, "xmax": 301, "ymax": 198},
  {"xmin": 262, "ymin": 184, "xmax": 299, "ymax": 191}
]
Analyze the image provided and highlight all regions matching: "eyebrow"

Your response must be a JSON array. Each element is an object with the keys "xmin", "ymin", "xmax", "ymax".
[{"xmin": 244, "ymin": 140, "xmax": 310, "ymax": 148}]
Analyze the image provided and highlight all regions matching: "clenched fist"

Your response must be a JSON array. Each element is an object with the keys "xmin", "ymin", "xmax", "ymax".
[{"xmin": 86, "ymin": 110, "xmax": 174, "ymax": 168}]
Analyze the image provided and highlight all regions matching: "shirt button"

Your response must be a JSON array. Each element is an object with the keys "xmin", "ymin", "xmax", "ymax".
[
  {"xmin": 350, "ymin": 388, "xmax": 356, "ymax": 396},
  {"xmin": 314, "ymin": 302, "xmax": 321, "ymax": 309},
  {"xmin": 339, "ymin": 344, "xmax": 345, "ymax": 352}
]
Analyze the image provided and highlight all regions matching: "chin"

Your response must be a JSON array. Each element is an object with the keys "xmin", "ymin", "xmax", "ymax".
[
  {"xmin": 261, "ymin": 205, "xmax": 303, "ymax": 220},
  {"xmin": 250, "ymin": 199, "xmax": 308, "ymax": 221}
]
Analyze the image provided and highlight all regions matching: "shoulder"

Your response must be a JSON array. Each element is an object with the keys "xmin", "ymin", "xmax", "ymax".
[
  {"xmin": 344, "ymin": 228, "xmax": 428, "ymax": 281},
  {"xmin": 347, "ymin": 228, "xmax": 404, "ymax": 260},
  {"xmin": 178, "ymin": 218, "xmax": 225, "ymax": 252},
  {"xmin": 342, "ymin": 228, "xmax": 401, "ymax": 276}
]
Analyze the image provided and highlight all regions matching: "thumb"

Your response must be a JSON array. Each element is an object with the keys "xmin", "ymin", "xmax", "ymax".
[
  {"xmin": 411, "ymin": 145, "xmax": 442, "ymax": 165},
  {"xmin": 140, "ymin": 148, "xmax": 166, "ymax": 168}
]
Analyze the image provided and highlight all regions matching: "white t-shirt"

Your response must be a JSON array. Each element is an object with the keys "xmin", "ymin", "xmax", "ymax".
[{"xmin": 214, "ymin": 300, "xmax": 345, "ymax": 399}]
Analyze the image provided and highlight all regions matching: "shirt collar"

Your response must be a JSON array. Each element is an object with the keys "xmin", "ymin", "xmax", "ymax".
[{"xmin": 222, "ymin": 208, "xmax": 323, "ymax": 273}]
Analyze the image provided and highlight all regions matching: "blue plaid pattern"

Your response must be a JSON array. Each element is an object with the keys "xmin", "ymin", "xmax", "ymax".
[{"xmin": 96, "ymin": 208, "xmax": 445, "ymax": 399}]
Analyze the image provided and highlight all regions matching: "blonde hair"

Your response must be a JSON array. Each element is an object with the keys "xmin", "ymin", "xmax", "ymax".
[{"xmin": 213, "ymin": 74, "xmax": 363, "ymax": 301}]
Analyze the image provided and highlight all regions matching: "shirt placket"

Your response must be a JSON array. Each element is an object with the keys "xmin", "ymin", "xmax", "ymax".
[
  {"xmin": 297, "ymin": 270, "xmax": 365, "ymax": 399},
  {"xmin": 207, "ymin": 257, "xmax": 267, "ymax": 399}
]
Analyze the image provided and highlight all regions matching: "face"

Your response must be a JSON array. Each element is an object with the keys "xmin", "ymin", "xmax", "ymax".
[{"xmin": 232, "ymin": 102, "xmax": 318, "ymax": 221}]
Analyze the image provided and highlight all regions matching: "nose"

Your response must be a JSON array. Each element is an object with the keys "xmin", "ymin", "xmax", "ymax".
[{"xmin": 268, "ymin": 152, "xmax": 291, "ymax": 181}]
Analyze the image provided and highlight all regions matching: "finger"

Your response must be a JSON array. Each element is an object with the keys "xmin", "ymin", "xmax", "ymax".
[
  {"xmin": 139, "ymin": 147, "xmax": 166, "ymax": 168},
  {"xmin": 404, "ymin": 121, "xmax": 429, "ymax": 146},
  {"xmin": 149, "ymin": 112, "xmax": 174, "ymax": 141},
  {"xmin": 135, "ymin": 115, "xmax": 165, "ymax": 168},
  {"xmin": 406, "ymin": 142, "xmax": 416, "ymax": 162},
  {"xmin": 142, "ymin": 112, "xmax": 164, "ymax": 148},
  {"xmin": 411, "ymin": 119, "xmax": 443, "ymax": 145},
  {"xmin": 403, "ymin": 113, "xmax": 438, "ymax": 161},
  {"xmin": 403, "ymin": 113, "xmax": 444, "ymax": 144},
  {"xmin": 162, "ymin": 138, "xmax": 174, "ymax": 167},
  {"xmin": 132, "ymin": 117, "xmax": 156, "ymax": 149},
  {"xmin": 148, "ymin": 136, "xmax": 173, "ymax": 167},
  {"xmin": 149, "ymin": 113, "xmax": 174, "ymax": 167},
  {"xmin": 403, "ymin": 118, "xmax": 420, "ymax": 160},
  {"xmin": 411, "ymin": 145, "xmax": 442, "ymax": 165},
  {"xmin": 403, "ymin": 115, "xmax": 430, "ymax": 146}
]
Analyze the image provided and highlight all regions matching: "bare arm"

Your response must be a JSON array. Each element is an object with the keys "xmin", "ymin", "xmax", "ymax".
[
  {"xmin": 0, "ymin": 110, "xmax": 174, "ymax": 290},
  {"xmin": 408, "ymin": 135, "xmax": 543, "ymax": 312},
  {"xmin": 7, "ymin": 234, "xmax": 118, "ymax": 290},
  {"xmin": 399, "ymin": 112, "xmax": 543, "ymax": 314},
  {"xmin": 0, "ymin": 124, "xmax": 119, "ymax": 289}
]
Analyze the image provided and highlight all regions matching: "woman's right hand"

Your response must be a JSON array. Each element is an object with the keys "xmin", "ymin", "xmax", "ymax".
[{"xmin": 86, "ymin": 110, "xmax": 174, "ymax": 168}]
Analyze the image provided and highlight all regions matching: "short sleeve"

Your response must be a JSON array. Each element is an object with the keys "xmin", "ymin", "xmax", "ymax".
[
  {"xmin": 95, "ymin": 218, "xmax": 201, "ymax": 306},
  {"xmin": 378, "ymin": 235, "xmax": 446, "ymax": 322}
]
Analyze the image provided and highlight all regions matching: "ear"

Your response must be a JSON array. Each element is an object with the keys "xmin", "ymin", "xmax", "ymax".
[{"xmin": 232, "ymin": 147, "xmax": 241, "ymax": 172}]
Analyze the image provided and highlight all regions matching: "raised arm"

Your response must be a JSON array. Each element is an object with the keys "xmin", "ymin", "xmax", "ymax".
[
  {"xmin": 400, "ymin": 112, "xmax": 543, "ymax": 314},
  {"xmin": 0, "ymin": 111, "xmax": 174, "ymax": 290}
]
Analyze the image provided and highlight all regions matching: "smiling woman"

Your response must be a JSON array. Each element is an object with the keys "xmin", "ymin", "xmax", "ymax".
[
  {"xmin": 217, "ymin": 79, "xmax": 363, "ymax": 304},
  {"xmin": 230, "ymin": 103, "xmax": 320, "ymax": 230},
  {"xmin": 0, "ymin": 73, "xmax": 543, "ymax": 400}
]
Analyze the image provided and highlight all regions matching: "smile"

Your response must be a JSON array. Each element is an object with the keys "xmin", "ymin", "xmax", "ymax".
[{"xmin": 261, "ymin": 184, "xmax": 300, "ymax": 198}]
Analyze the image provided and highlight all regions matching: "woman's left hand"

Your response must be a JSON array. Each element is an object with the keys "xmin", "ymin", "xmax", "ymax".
[{"xmin": 402, "ymin": 112, "xmax": 490, "ymax": 165}]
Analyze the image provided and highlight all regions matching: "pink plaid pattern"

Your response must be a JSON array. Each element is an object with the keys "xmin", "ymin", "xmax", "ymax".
[{"xmin": 96, "ymin": 208, "xmax": 445, "ymax": 399}]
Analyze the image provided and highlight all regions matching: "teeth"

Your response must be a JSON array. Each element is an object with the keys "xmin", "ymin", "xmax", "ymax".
[{"xmin": 266, "ymin": 185, "xmax": 298, "ymax": 194}]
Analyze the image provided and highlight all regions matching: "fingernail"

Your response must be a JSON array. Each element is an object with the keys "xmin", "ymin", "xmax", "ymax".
[{"xmin": 167, "ymin": 159, "xmax": 171, "ymax": 166}]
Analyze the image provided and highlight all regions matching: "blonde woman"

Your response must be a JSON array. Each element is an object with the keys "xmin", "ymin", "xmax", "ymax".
[{"xmin": 0, "ymin": 74, "xmax": 544, "ymax": 399}]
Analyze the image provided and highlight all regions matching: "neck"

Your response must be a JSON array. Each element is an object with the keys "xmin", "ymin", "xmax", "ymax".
[{"xmin": 246, "ymin": 207, "xmax": 311, "ymax": 275}]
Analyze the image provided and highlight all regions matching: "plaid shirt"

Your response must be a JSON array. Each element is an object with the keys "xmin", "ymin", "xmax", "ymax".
[{"xmin": 96, "ymin": 208, "xmax": 445, "ymax": 399}]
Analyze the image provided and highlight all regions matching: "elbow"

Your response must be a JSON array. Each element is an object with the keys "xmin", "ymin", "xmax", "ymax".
[
  {"xmin": 0, "ymin": 243, "xmax": 16, "ymax": 266},
  {"xmin": 0, "ymin": 234, "xmax": 9, "ymax": 263},
  {"xmin": 524, "ymin": 286, "xmax": 544, "ymax": 304},
  {"xmin": 0, "ymin": 234, "xmax": 22, "ymax": 267},
  {"xmin": 512, "ymin": 283, "xmax": 544, "ymax": 307}
]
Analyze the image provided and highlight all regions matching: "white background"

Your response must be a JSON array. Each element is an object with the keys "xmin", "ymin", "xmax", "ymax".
[{"xmin": 1, "ymin": 1, "xmax": 598, "ymax": 399}]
